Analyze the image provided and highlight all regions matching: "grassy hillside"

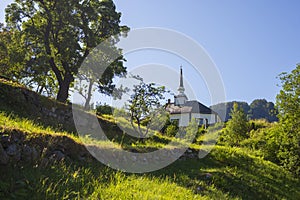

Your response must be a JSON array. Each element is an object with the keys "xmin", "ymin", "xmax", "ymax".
[{"xmin": 0, "ymin": 78, "xmax": 299, "ymax": 199}]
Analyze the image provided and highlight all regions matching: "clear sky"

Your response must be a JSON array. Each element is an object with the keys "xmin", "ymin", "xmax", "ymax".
[{"xmin": 1, "ymin": 0, "xmax": 300, "ymax": 105}]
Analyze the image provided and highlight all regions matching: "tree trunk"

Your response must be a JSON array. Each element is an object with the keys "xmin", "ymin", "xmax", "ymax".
[
  {"xmin": 57, "ymin": 74, "xmax": 73, "ymax": 103},
  {"xmin": 84, "ymin": 79, "xmax": 94, "ymax": 110}
]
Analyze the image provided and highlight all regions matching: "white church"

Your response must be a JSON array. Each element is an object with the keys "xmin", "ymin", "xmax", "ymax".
[{"xmin": 166, "ymin": 67, "xmax": 222, "ymax": 127}]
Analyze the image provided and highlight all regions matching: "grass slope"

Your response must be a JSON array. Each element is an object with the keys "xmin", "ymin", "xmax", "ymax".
[
  {"xmin": 1, "ymin": 112, "xmax": 299, "ymax": 199},
  {"xmin": 0, "ymin": 78, "xmax": 299, "ymax": 199}
]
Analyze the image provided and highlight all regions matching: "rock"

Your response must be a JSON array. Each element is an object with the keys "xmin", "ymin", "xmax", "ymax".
[
  {"xmin": 51, "ymin": 107, "xmax": 56, "ymax": 113},
  {"xmin": 6, "ymin": 144, "xmax": 18, "ymax": 156},
  {"xmin": 205, "ymin": 173, "xmax": 212, "ymax": 179},
  {"xmin": 12, "ymin": 134, "xmax": 22, "ymax": 144},
  {"xmin": 1, "ymin": 135, "xmax": 10, "ymax": 148},
  {"xmin": 142, "ymin": 157, "xmax": 148, "ymax": 164},
  {"xmin": 22, "ymin": 145, "xmax": 33, "ymax": 162},
  {"xmin": 0, "ymin": 143, "xmax": 9, "ymax": 165},
  {"xmin": 131, "ymin": 155, "xmax": 137, "ymax": 162},
  {"xmin": 49, "ymin": 150, "xmax": 65, "ymax": 161},
  {"xmin": 40, "ymin": 157, "xmax": 49, "ymax": 167},
  {"xmin": 31, "ymin": 147, "xmax": 39, "ymax": 162},
  {"xmin": 6, "ymin": 144, "xmax": 21, "ymax": 162},
  {"xmin": 53, "ymin": 150, "xmax": 65, "ymax": 159}
]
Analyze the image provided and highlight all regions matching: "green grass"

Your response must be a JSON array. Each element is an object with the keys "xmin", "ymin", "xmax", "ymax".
[
  {"xmin": 0, "ymin": 78, "xmax": 300, "ymax": 199},
  {"xmin": 0, "ymin": 112, "xmax": 79, "ymax": 142},
  {"xmin": 0, "ymin": 161, "xmax": 207, "ymax": 199},
  {"xmin": 2, "ymin": 145, "xmax": 299, "ymax": 199},
  {"xmin": 0, "ymin": 112, "xmax": 299, "ymax": 199}
]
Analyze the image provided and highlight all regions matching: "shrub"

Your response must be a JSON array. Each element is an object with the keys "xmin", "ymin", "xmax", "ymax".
[
  {"xmin": 96, "ymin": 103, "xmax": 113, "ymax": 116},
  {"xmin": 164, "ymin": 124, "xmax": 178, "ymax": 137}
]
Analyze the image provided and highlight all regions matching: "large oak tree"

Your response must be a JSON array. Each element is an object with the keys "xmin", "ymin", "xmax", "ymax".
[{"xmin": 5, "ymin": 0, "xmax": 128, "ymax": 102}]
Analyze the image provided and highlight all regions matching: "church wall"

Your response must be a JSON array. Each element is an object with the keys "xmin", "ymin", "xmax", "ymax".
[
  {"xmin": 191, "ymin": 113, "xmax": 218, "ymax": 124},
  {"xmin": 170, "ymin": 113, "xmax": 190, "ymax": 127},
  {"xmin": 170, "ymin": 113, "xmax": 220, "ymax": 127}
]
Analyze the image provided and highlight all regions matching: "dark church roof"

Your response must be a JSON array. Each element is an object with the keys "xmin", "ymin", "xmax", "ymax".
[
  {"xmin": 184, "ymin": 100, "xmax": 215, "ymax": 114},
  {"xmin": 166, "ymin": 100, "xmax": 217, "ymax": 115}
]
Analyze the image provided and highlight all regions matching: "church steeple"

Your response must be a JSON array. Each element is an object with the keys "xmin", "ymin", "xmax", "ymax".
[
  {"xmin": 178, "ymin": 66, "xmax": 185, "ymax": 94},
  {"xmin": 174, "ymin": 66, "xmax": 188, "ymax": 106}
]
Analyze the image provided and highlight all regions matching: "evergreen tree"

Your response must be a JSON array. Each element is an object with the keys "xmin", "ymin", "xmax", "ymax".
[{"xmin": 223, "ymin": 102, "xmax": 249, "ymax": 146}]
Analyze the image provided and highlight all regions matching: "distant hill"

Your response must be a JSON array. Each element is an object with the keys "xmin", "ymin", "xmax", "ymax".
[{"xmin": 211, "ymin": 99, "xmax": 278, "ymax": 122}]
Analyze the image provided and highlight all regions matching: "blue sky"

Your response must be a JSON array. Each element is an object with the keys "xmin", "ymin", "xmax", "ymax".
[{"xmin": 1, "ymin": 0, "xmax": 300, "ymax": 105}]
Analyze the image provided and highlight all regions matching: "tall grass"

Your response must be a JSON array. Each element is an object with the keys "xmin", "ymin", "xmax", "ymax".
[{"xmin": 0, "ymin": 112, "xmax": 79, "ymax": 142}]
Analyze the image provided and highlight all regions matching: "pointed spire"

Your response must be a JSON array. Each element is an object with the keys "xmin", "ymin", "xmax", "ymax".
[
  {"xmin": 178, "ymin": 66, "xmax": 185, "ymax": 95},
  {"xmin": 175, "ymin": 65, "xmax": 188, "ymax": 106},
  {"xmin": 179, "ymin": 65, "xmax": 184, "ymax": 88}
]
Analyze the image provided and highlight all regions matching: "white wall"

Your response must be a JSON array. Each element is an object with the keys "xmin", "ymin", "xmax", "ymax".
[
  {"xmin": 192, "ymin": 113, "xmax": 218, "ymax": 124},
  {"xmin": 170, "ymin": 112, "xmax": 221, "ymax": 127},
  {"xmin": 170, "ymin": 113, "xmax": 190, "ymax": 127}
]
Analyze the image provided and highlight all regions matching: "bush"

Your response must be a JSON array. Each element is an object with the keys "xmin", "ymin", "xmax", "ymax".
[
  {"xmin": 96, "ymin": 104, "xmax": 113, "ymax": 116},
  {"xmin": 248, "ymin": 119, "xmax": 270, "ymax": 131},
  {"xmin": 164, "ymin": 124, "xmax": 178, "ymax": 137}
]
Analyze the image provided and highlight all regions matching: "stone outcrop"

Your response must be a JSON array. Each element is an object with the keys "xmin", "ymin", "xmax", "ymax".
[
  {"xmin": 0, "ymin": 128, "xmax": 201, "ymax": 167},
  {"xmin": 0, "ymin": 130, "xmax": 93, "ymax": 167},
  {"xmin": 0, "ymin": 78, "xmax": 76, "ymax": 132}
]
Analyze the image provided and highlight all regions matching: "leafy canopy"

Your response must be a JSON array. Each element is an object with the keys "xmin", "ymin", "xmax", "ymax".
[
  {"xmin": 275, "ymin": 64, "xmax": 300, "ymax": 175},
  {"xmin": 127, "ymin": 79, "xmax": 169, "ymax": 138},
  {"xmin": 5, "ymin": 0, "xmax": 129, "ymax": 102}
]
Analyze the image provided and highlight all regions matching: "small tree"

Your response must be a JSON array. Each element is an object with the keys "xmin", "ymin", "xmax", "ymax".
[
  {"xmin": 127, "ymin": 81, "xmax": 168, "ymax": 138},
  {"xmin": 223, "ymin": 102, "xmax": 249, "ymax": 146}
]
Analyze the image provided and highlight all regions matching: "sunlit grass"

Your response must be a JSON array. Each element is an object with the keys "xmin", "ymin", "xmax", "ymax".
[
  {"xmin": 0, "ymin": 112, "xmax": 81, "ymax": 143},
  {"xmin": 0, "ymin": 111, "xmax": 299, "ymax": 199}
]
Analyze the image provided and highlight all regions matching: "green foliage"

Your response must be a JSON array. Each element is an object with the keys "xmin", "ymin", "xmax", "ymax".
[
  {"xmin": 164, "ymin": 123, "xmax": 178, "ymax": 137},
  {"xmin": 275, "ymin": 64, "xmax": 300, "ymax": 175},
  {"xmin": 5, "ymin": 0, "xmax": 129, "ymax": 102},
  {"xmin": 0, "ymin": 25, "xmax": 25, "ymax": 82},
  {"xmin": 277, "ymin": 64, "xmax": 300, "ymax": 126},
  {"xmin": 222, "ymin": 103, "xmax": 249, "ymax": 146},
  {"xmin": 185, "ymin": 118, "xmax": 200, "ymax": 142},
  {"xmin": 96, "ymin": 103, "xmax": 113, "ymax": 116},
  {"xmin": 127, "ymin": 80, "xmax": 168, "ymax": 138}
]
